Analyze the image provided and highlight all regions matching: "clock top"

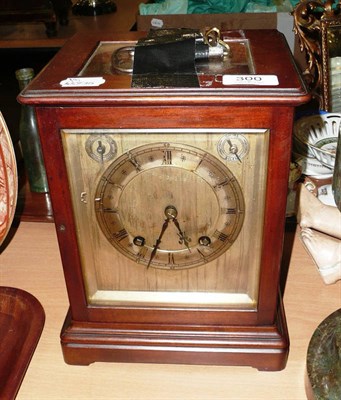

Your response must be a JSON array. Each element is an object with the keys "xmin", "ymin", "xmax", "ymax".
[{"xmin": 19, "ymin": 29, "xmax": 309, "ymax": 106}]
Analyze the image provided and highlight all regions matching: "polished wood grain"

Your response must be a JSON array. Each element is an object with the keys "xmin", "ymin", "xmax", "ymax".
[
  {"xmin": 0, "ymin": 286, "xmax": 45, "ymax": 400},
  {"xmin": 21, "ymin": 30, "xmax": 307, "ymax": 105},
  {"xmin": 0, "ymin": 221, "xmax": 340, "ymax": 399}
]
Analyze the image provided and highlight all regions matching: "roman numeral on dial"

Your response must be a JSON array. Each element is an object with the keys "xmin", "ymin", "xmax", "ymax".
[{"xmin": 113, "ymin": 229, "xmax": 129, "ymax": 242}]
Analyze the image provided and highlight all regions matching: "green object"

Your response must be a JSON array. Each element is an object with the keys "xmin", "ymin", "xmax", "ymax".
[
  {"xmin": 188, "ymin": 0, "xmax": 249, "ymax": 13},
  {"xmin": 139, "ymin": 0, "xmax": 297, "ymax": 15},
  {"xmin": 16, "ymin": 68, "xmax": 49, "ymax": 193},
  {"xmin": 306, "ymin": 309, "xmax": 341, "ymax": 400},
  {"xmin": 139, "ymin": 0, "xmax": 188, "ymax": 15}
]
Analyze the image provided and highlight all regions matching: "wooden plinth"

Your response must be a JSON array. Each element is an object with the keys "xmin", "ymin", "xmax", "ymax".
[{"xmin": 60, "ymin": 296, "xmax": 289, "ymax": 372}]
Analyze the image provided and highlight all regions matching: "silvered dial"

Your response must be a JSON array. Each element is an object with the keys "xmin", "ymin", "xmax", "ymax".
[
  {"xmin": 217, "ymin": 134, "xmax": 249, "ymax": 162},
  {"xmin": 94, "ymin": 142, "xmax": 245, "ymax": 269}
]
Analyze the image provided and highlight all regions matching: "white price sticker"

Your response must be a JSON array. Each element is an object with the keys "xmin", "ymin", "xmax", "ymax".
[
  {"xmin": 222, "ymin": 75, "xmax": 279, "ymax": 86},
  {"xmin": 151, "ymin": 18, "xmax": 164, "ymax": 28},
  {"xmin": 60, "ymin": 77, "xmax": 105, "ymax": 87}
]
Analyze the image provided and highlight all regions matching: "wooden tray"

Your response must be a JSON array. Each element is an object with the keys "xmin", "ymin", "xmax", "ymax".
[{"xmin": 0, "ymin": 287, "xmax": 45, "ymax": 399}]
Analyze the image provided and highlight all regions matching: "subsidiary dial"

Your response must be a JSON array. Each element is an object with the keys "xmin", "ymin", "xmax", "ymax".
[{"xmin": 217, "ymin": 134, "xmax": 249, "ymax": 162}]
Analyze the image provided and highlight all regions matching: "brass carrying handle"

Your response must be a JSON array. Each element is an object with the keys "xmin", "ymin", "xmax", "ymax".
[{"xmin": 203, "ymin": 27, "xmax": 230, "ymax": 55}]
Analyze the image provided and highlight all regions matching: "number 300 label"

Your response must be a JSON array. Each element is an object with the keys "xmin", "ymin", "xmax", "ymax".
[{"xmin": 222, "ymin": 75, "xmax": 279, "ymax": 86}]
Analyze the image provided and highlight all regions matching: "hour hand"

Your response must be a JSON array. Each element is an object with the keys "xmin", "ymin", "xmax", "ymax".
[
  {"xmin": 227, "ymin": 139, "xmax": 241, "ymax": 162},
  {"xmin": 147, "ymin": 218, "xmax": 169, "ymax": 268}
]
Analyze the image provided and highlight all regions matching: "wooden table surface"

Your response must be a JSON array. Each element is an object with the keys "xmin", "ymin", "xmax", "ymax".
[
  {"xmin": 0, "ymin": 221, "xmax": 340, "ymax": 399},
  {"xmin": 0, "ymin": 0, "xmax": 143, "ymax": 48}
]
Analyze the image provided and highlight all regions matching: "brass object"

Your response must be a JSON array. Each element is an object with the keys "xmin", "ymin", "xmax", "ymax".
[
  {"xmin": 292, "ymin": 0, "xmax": 340, "ymax": 111},
  {"xmin": 203, "ymin": 27, "xmax": 231, "ymax": 58},
  {"xmin": 306, "ymin": 308, "xmax": 341, "ymax": 399},
  {"xmin": 92, "ymin": 139, "xmax": 246, "ymax": 270},
  {"xmin": 61, "ymin": 128, "xmax": 268, "ymax": 306},
  {"xmin": 111, "ymin": 46, "xmax": 134, "ymax": 74}
]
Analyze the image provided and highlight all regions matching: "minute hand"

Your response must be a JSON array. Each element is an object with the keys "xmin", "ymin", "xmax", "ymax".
[{"xmin": 147, "ymin": 219, "xmax": 169, "ymax": 268}]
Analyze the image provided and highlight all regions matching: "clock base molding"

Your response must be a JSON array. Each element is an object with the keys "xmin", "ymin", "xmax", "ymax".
[{"xmin": 60, "ymin": 298, "xmax": 289, "ymax": 371}]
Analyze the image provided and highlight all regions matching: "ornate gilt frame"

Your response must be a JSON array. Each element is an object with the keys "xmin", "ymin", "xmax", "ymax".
[{"xmin": 292, "ymin": 0, "xmax": 341, "ymax": 111}]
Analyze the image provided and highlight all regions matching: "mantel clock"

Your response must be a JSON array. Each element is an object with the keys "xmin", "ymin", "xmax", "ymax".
[{"xmin": 19, "ymin": 29, "xmax": 310, "ymax": 370}]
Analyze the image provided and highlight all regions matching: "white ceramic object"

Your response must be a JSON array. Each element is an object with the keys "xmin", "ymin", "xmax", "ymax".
[
  {"xmin": 294, "ymin": 113, "xmax": 340, "ymax": 169},
  {"xmin": 292, "ymin": 151, "xmax": 333, "ymax": 177}
]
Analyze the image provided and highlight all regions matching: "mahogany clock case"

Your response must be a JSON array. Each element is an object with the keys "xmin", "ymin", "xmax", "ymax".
[{"xmin": 18, "ymin": 30, "xmax": 310, "ymax": 370}]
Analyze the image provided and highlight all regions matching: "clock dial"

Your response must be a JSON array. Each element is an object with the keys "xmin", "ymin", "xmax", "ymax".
[
  {"xmin": 85, "ymin": 134, "xmax": 117, "ymax": 163},
  {"xmin": 61, "ymin": 128, "xmax": 269, "ymax": 308},
  {"xmin": 94, "ymin": 142, "xmax": 245, "ymax": 269},
  {"xmin": 217, "ymin": 134, "xmax": 249, "ymax": 162}
]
